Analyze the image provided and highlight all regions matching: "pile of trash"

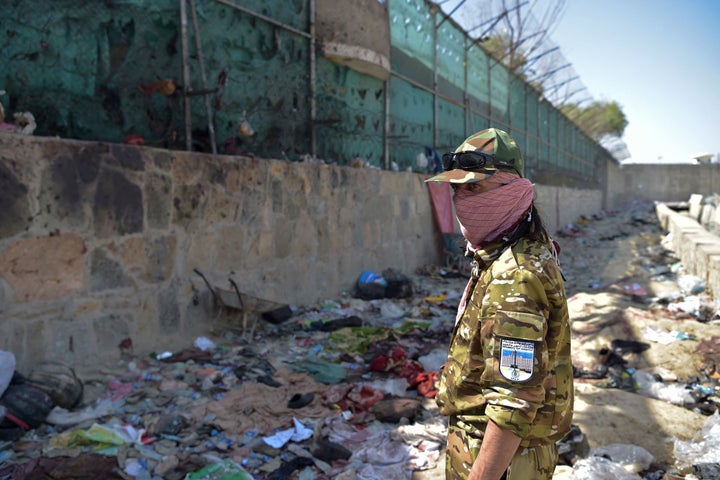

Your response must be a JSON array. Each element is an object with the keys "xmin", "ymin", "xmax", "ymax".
[
  {"xmin": 0, "ymin": 267, "xmax": 464, "ymax": 480},
  {"xmin": 1, "ymin": 201, "xmax": 719, "ymax": 479},
  {"xmin": 557, "ymin": 201, "xmax": 720, "ymax": 479}
]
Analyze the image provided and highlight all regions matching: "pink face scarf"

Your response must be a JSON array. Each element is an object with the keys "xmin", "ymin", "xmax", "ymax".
[{"xmin": 453, "ymin": 171, "xmax": 534, "ymax": 251}]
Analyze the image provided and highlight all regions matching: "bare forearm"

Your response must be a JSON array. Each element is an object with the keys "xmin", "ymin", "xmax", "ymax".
[{"xmin": 468, "ymin": 420, "xmax": 522, "ymax": 480}]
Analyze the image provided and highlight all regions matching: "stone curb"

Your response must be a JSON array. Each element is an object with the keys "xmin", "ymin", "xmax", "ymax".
[{"xmin": 656, "ymin": 201, "xmax": 720, "ymax": 297}]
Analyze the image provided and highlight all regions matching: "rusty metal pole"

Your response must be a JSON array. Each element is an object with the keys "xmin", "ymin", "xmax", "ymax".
[
  {"xmin": 309, "ymin": 0, "xmax": 317, "ymax": 158},
  {"xmin": 180, "ymin": 0, "xmax": 192, "ymax": 151},
  {"xmin": 432, "ymin": 9, "xmax": 438, "ymax": 152},
  {"xmin": 384, "ymin": 77, "xmax": 390, "ymax": 171},
  {"xmin": 464, "ymin": 37, "xmax": 470, "ymax": 136}
]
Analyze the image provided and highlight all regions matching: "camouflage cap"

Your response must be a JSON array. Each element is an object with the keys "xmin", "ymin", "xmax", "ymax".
[{"xmin": 425, "ymin": 128, "xmax": 524, "ymax": 183}]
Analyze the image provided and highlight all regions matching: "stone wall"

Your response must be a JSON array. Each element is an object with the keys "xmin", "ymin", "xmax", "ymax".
[
  {"xmin": 10, "ymin": 134, "xmax": 714, "ymax": 374},
  {"xmin": 0, "ymin": 134, "xmax": 612, "ymax": 374},
  {"xmin": 534, "ymin": 185, "xmax": 603, "ymax": 236},
  {"xmin": 606, "ymin": 161, "xmax": 720, "ymax": 208},
  {"xmin": 0, "ymin": 134, "xmax": 439, "ymax": 373}
]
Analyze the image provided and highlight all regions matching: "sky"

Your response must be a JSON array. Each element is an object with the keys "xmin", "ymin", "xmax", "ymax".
[{"xmin": 544, "ymin": 0, "xmax": 720, "ymax": 163}]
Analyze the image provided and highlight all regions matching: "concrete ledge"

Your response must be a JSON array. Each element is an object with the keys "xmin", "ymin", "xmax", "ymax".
[
  {"xmin": 695, "ymin": 243, "xmax": 720, "ymax": 284},
  {"xmin": 710, "ymin": 256, "xmax": 720, "ymax": 296},
  {"xmin": 656, "ymin": 203, "xmax": 672, "ymax": 230},
  {"xmin": 656, "ymin": 201, "xmax": 720, "ymax": 296},
  {"xmin": 682, "ymin": 233, "xmax": 720, "ymax": 278},
  {"xmin": 670, "ymin": 223, "xmax": 704, "ymax": 253},
  {"xmin": 322, "ymin": 41, "xmax": 391, "ymax": 80}
]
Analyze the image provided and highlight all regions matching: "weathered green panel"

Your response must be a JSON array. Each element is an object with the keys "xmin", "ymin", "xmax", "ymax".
[
  {"xmin": 0, "ymin": 0, "xmax": 613, "ymax": 184},
  {"xmin": 209, "ymin": 10, "xmax": 311, "ymax": 159},
  {"xmin": 315, "ymin": 57, "xmax": 385, "ymax": 166},
  {"xmin": 525, "ymin": 135, "xmax": 538, "ymax": 175},
  {"xmin": 526, "ymin": 92, "xmax": 539, "ymax": 138},
  {"xmin": 467, "ymin": 46, "xmax": 490, "ymax": 113},
  {"xmin": 436, "ymin": 98, "xmax": 465, "ymax": 153},
  {"xmin": 552, "ymin": 114, "xmax": 561, "ymax": 170},
  {"xmin": 511, "ymin": 128, "xmax": 527, "ymax": 160},
  {"xmin": 489, "ymin": 60, "xmax": 509, "ymax": 123},
  {"xmin": 388, "ymin": 0, "xmax": 434, "ymax": 73},
  {"xmin": 237, "ymin": 0, "xmax": 309, "ymax": 31},
  {"xmin": 436, "ymin": 22, "xmax": 465, "ymax": 98},
  {"xmin": 556, "ymin": 115, "xmax": 567, "ymax": 170},
  {"xmin": 582, "ymin": 140, "xmax": 595, "ymax": 177},
  {"xmin": 389, "ymin": 76, "xmax": 433, "ymax": 171},
  {"xmin": 510, "ymin": 77, "xmax": 526, "ymax": 131},
  {"xmin": 538, "ymin": 100, "xmax": 550, "ymax": 163},
  {"xmin": 0, "ymin": 0, "xmax": 310, "ymax": 158},
  {"xmin": 469, "ymin": 113, "xmax": 490, "ymax": 138}
]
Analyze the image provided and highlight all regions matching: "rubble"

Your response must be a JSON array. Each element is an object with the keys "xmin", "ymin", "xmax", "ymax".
[{"xmin": 0, "ymin": 200, "xmax": 719, "ymax": 479}]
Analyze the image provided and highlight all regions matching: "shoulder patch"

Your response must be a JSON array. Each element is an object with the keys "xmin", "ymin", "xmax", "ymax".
[{"xmin": 499, "ymin": 338, "xmax": 534, "ymax": 382}]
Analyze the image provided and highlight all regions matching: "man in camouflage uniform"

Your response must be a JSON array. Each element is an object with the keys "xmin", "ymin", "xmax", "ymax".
[{"xmin": 426, "ymin": 128, "xmax": 573, "ymax": 480}]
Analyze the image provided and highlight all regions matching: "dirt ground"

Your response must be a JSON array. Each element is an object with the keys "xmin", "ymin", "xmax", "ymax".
[
  {"xmin": 414, "ymin": 201, "xmax": 720, "ymax": 479},
  {"xmin": 2, "ymin": 200, "xmax": 719, "ymax": 479},
  {"xmin": 554, "ymin": 201, "xmax": 720, "ymax": 473}
]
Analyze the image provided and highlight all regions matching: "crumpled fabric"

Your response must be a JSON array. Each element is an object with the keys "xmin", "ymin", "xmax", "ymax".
[
  {"xmin": 370, "ymin": 347, "xmax": 438, "ymax": 398},
  {"xmin": 324, "ymin": 415, "xmax": 371, "ymax": 451},
  {"xmin": 328, "ymin": 327, "xmax": 392, "ymax": 354},
  {"xmin": 322, "ymin": 383, "xmax": 384, "ymax": 413},
  {"xmin": 369, "ymin": 346, "xmax": 406, "ymax": 372},
  {"xmin": 190, "ymin": 369, "xmax": 327, "ymax": 436},
  {"xmin": 394, "ymin": 416, "xmax": 447, "ymax": 470},
  {"xmin": 286, "ymin": 356, "xmax": 347, "ymax": 384},
  {"xmin": 407, "ymin": 371, "xmax": 439, "ymax": 398},
  {"xmin": 356, "ymin": 463, "xmax": 412, "ymax": 480},
  {"xmin": 354, "ymin": 431, "xmax": 409, "ymax": 465}
]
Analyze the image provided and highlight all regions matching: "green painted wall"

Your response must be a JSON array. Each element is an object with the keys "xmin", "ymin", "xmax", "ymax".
[
  {"xmin": 1, "ymin": 0, "xmax": 311, "ymax": 158},
  {"xmin": 1, "ymin": 0, "xmax": 614, "ymax": 185}
]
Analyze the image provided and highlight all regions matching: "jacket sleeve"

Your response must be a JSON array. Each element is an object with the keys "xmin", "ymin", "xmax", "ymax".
[{"xmin": 481, "ymin": 266, "xmax": 550, "ymax": 439}]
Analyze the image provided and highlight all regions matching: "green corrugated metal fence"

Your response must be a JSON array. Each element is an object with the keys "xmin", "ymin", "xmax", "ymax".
[{"xmin": 0, "ymin": 0, "xmax": 612, "ymax": 187}]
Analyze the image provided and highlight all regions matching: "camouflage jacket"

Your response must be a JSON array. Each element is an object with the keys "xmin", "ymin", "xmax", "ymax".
[{"xmin": 435, "ymin": 237, "xmax": 574, "ymax": 446}]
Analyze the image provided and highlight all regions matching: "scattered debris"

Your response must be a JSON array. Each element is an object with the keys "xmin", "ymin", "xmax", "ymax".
[{"xmin": 0, "ymin": 202, "xmax": 719, "ymax": 478}]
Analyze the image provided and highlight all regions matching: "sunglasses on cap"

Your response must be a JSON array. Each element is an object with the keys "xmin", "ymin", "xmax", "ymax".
[
  {"xmin": 441, "ymin": 150, "xmax": 495, "ymax": 171},
  {"xmin": 442, "ymin": 150, "xmax": 516, "ymax": 172}
]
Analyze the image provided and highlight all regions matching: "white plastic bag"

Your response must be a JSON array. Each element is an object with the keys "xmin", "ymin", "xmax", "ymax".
[
  {"xmin": 0, "ymin": 350, "xmax": 16, "ymax": 397},
  {"xmin": 193, "ymin": 336, "xmax": 216, "ymax": 351},
  {"xmin": 571, "ymin": 456, "xmax": 642, "ymax": 480},
  {"xmin": 380, "ymin": 303, "xmax": 406, "ymax": 319},
  {"xmin": 674, "ymin": 411, "xmax": 720, "ymax": 468},
  {"xmin": 633, "ymin": 370, "xmax": 694, "ymax": 405},
  {"xmin": 677, "ymin": 275, "xmax": 706, "ymax": 294},
  {"xmin": 589, "ymin": 444, "xmax": 654, "ymax": 473}
]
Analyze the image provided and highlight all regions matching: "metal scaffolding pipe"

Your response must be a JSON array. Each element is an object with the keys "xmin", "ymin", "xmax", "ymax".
[
  {"xmin": 180, "ymin": 0, "xmax": 192, "ymax": 151},
  {"xmin": 309, "ymin": 0, "xmax": 317, "ymax": 157},
  {"xmin": 189, "ymin": 0, "xmax": 217, "ymax": 154}
]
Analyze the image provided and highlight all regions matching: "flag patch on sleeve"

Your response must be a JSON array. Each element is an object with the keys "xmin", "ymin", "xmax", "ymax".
[{"xmin": 499, "ymin": 338, "xmax": 535, "ymax": 382}]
